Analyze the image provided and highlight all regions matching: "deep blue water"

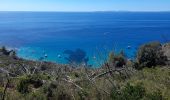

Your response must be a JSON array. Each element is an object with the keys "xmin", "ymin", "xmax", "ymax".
[{"xmin": 0, "ymin": 12, "xmax": 170, "ymax": 66}]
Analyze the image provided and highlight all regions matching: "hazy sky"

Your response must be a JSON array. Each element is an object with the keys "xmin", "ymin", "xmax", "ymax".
[{"xmin": 0, "ymin": 0, "xmax": 170, "ymax": 11}]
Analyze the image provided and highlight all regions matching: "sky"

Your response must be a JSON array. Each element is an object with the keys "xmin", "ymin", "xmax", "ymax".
[{"xmin": 0, "ymin": 0, "xmax": 170, "ymax": 12}]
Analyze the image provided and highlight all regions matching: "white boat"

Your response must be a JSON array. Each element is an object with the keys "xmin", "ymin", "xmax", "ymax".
[
  {"xmin": 44, "ymin": 54, "xmax": 48, "ymax": 58},
  {"xmin": 57, "ymin": 54, "xmax": 61, "ymax": 58},
  {"xmin": 127, "ymin": 46, "xmax": 131, "ymax": 49}
]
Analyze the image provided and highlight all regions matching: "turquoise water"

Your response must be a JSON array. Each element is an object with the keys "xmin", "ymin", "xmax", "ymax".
[{"xmin": 0, "ymin": 12, "xmax": 170, "ymax": 66}]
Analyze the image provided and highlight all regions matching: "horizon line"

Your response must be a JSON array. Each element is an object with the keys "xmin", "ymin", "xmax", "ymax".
[{"xmin": 0, "ymin": 10, "xmax": 170, "ymax": 13}]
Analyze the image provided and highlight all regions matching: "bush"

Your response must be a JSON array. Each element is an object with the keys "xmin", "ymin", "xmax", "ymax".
[
  {"xmin": 145, "ymin": 91, "xmax": 166, "ymax": 100},
  {"xmin": 17, "ymin": 74, "xmax": 45, "ymax": 94},
  {"xmin": 108, "ymin": 51, "xmax": 127, "ymax": 67},
  {"xmin": 44, "ymin": 82, "xmax": 57, "ymax": 98},
  {"xmin": 136, "ymin": 42, "xmax": 167, "ymax": 69},
  {"xmin": 0, "ymin": 46, "xmax": 9, "ymax": 55},
  {"xmin": 111, "ymin": 83, "xmax": 146, "ymax": 100},
  {"xmin": 17, "ymin": 77, "xmax": 30, "ymax": 94},
  {"xmin": 26, "ymin": 91, "xmax": 46, "ymax": 100},
  {"xmin": 29, "ymin": 75, "xmax": 44, "ymax": 88},
  {"xmin": 0, "ymin": 87, "xmax": 4, "ymax": 100},
  {"xmin": 122, "ymin": 83, "xmax": 146, "ymax": 100},
  {"xmin": 111, "ymin": 83, "xmax": 167, "ymax": 100},
  {"xmin": 57, "ymin": 92, "xmax": 72, "ymax": 100}
]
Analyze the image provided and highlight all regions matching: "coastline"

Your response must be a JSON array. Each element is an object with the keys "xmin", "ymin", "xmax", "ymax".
[{"xmin": 0, "ymin": 41, "xmax": 170, "ymax": 99}]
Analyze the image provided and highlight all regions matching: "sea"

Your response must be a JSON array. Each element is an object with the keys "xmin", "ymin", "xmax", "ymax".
[{"xmin": 0, "ymin": 11, "xmax": 170, "ymax": 67}]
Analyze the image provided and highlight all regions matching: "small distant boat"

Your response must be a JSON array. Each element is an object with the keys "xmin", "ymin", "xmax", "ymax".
[
  {"xmin": 57, "ymin": 54, "xmax": 61, "ymax": 58},
  {"xmin": 127, "ymin": 46, "xmax": 131, "ymax": 49},
  {"xmin": 44, "ymin": 54, "xmax": 48, "ymax": 58}
]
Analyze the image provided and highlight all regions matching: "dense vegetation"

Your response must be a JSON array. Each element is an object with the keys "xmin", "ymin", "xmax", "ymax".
[{"xmin": 0, "ymin": 42, "xmax": 170, "ymax": 100}]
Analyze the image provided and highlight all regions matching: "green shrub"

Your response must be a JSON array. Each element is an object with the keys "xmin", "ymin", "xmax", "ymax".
[
  {"xmin": 77, "ymin": 90, "xmax": 89, "ymax": 100},
  {"xmin": 26, "ymin": 91, "xmax": 46, "ymax": 100},
  {"xmin": 0, "ymin": 46, "xmax": 9, "ymax": 55},
  {"xmin": 0, "ymin": 87, "xmax": 4, "ymax": 100},
  {"xmin": 17, "ymin": 77, "xmax": 30, "ymax": 94},
  {"xmin": 108, "ymin": 51, "xmax": 127, "ymax": 67},
  {"xmin": 43, "ymin": 82, "xmax": 58, "ymax": 99},
  {"xmin": 122, "ymin": 83, "xmax": 145, "ymax": 100},
  {"xmin": 145, "ymin": 91, "xmax": 166, "ymax": 100},
  {"xmin": 28, "ymin": 75, "xmax": 43, "ymax": 88},
  {"xmin": 136, "ymin": 42, "xmax": 167, "ymax": 69},
  {"xmin": 57, "ymin": 92, "xmax": 72, "ymax": 100},
  {"xmin": 111, "ymin": 83, "xmax": 166, "ymax": 100},
  {"xmin": 111, "ymin": 83, "xmax": 146, "ymax": 100},
  {"xmin": 17, "ymin": 74, "xmax": 45, "ymax": 94}
]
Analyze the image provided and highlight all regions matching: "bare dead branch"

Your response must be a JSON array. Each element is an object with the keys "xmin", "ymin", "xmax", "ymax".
[
  {"xmin": 62, "ymin": 78, "xmax": 83, "ymax": 90},
  {"xmin": 2, "ymin": 76, "xmax": 10, "ymax": 100}
]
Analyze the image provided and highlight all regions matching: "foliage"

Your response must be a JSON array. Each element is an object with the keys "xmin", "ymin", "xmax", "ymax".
[
  {"xmin": 0, "ymin": 46, "xmax": 9, "ymax": 55},
  {"xmin": 0, "ymin": 46, "xmax": 17, "ymax": 59},
  {"xmin": 25, "ymin": 90, "xmax": 46, "ymax": 100},
  {"xmin": 0, "ymin": 42, "xmax": 170, "ymax": 100},
  {"xmin": 57, "ymin": 92, "xmax": 72, "ymax": 100},
  {"xmin": 136, "ymin": 42, "xmax": 167, "ymax": 69},
  {"xmin": 43, "ymin": 82, "xmax": 58, "ymax": 99},
  {"xmin": 108, "ymin": 50, "xmax": 127, "ymax": 67},
  {"xmin": 17, "ymin": 74, "xmax": 48, "ymax": 94},
  {"xmin": 17, "ymin": 77, "xmax": 30, "ymax": 94},
  {"xmin": 111, "ymin": 83, "xmax": 146, "ymax": 100},
  {"xmin": 129, "ymin": 67, "xmax": 170, "ymax": 99},
  {"xmin": 0, "ymin": 87, "xmax": 3, "ymax": 100},
  {"xmin": 111, "ymin": 83, "xmax": 166, "ymax": 100},
  {"xmin": 145, "ymin": 91, "xmax": 166, "ymax": 100}
]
